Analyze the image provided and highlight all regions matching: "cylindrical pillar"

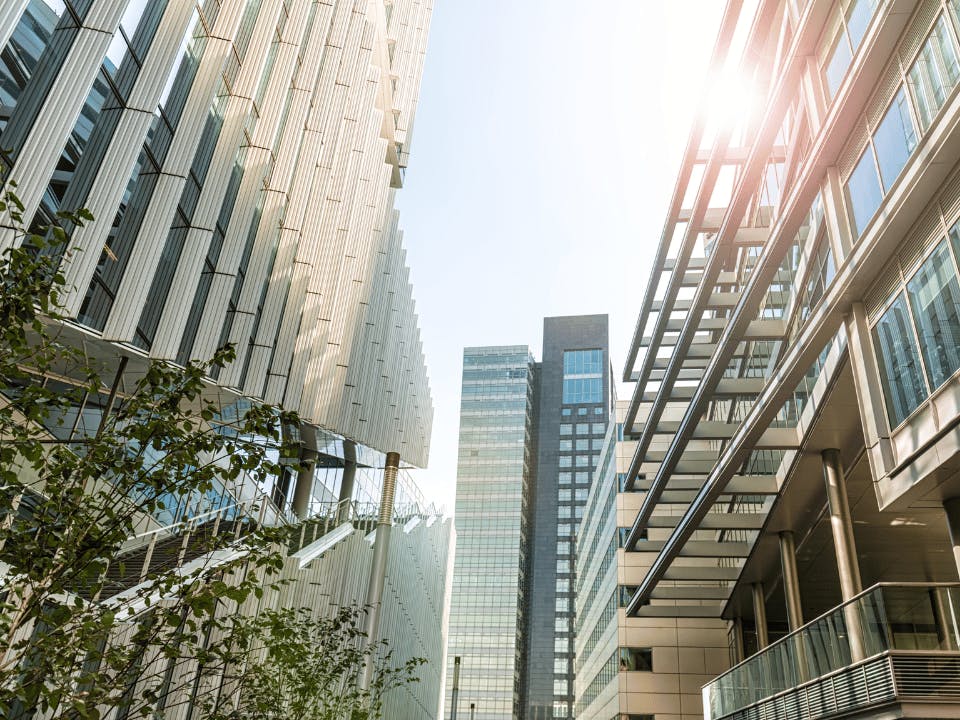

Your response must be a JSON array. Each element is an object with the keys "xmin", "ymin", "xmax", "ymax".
[
  {"xmin": 450, "ymin": 656, "xmax": 461, "ymax": 720},
  {"xmin": 779, "ymin": 531, "xmax": 804, "ymax": 631},
  {"xmin": 822, "ymin": 449, "xmax": 865, "ymax": 661},
  {"xmin": 822, "ymin": 449, "xmax": 862, "ymax": 599},
  {"xmin": 752, "ymin": 583, "xmax": 769, "ymax": 649},
  {"xmin": 469, "ymin": 702, "xmax": 475, "ymax": 720},
  {"xmin": 336, "ymin": 441, "xmax": 359, "ymax": 523},
  {"xmin": 731, "ymin": 617, "xmax": 745, "ymax": 664},
  {"xmin": 943, "ymin": 497, "xmax": 960, "ymax": 580},
  {"xmin": 359, "ymin": 451, "xmax": 400, "ymax": 692},
  {"xmin": 291, "ymin": 448, "xmax": 317, "ymax": 521}
]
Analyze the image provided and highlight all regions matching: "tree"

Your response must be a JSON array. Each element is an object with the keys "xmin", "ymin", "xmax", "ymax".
[
  {"xmin": 202, "ymin": 605, "xmax": 425, "ymax": 720},
  {"xmin": 0, "ymin": 186, "xmax": 423, "ymax": 719}
]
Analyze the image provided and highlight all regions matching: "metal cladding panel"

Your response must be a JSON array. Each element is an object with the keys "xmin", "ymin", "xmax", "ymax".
[{"xmin": 0, "ymin": 0, "xmax": 435, "ymax": 467}]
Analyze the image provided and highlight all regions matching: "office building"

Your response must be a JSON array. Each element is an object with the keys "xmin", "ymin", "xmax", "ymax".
[
  {"xmin": 525, "ymin": 315, "xmax": 612, "ymax": 720},
  {"xmin": 446, "ymin": 316, "xmax": 612, "ymax": 720},
  {"xmin": 0, "ymin": 0, "xmax": 443, "ymax": 715},
  {"xmin": 445, "ymin": 346, "xmax": 539, "ymax": 720},
  {"xmin": 600, "ymin": 1, "xmax": 960, "ymax": 719}
]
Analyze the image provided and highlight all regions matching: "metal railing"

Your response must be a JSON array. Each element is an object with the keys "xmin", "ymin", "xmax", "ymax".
[{"xmin": 704, "ymin": 583, "xmax": 960, "ymax": 720}]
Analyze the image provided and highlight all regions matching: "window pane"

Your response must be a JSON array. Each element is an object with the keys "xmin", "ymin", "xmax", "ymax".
[
  {"xmin": 825, "ymin": 32, "xmax": 853, "ymax": 99},
  {"xmin": 908, "ymin": 15, "xmax": 960, "ymax": 130},
  {"xmin": 872, "ymin": 293, "xmax": 928, "ymax": 426},
  {"xmin": 846, "ymin": 0, "xmax": 879, "ymax": 49},
  {"xmin": 873, "ymin": 88, "xmax": 917, "ymax": 191},
  {"xmin": 907, "ymin": 239, "xmax": 960, "ymax": 388},
  {"xmin": 846, "ymin": 147, "xmax": 883, "ymax": 236}
]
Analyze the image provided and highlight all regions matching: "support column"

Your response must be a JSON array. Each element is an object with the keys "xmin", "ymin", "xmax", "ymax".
[
  {"xmin": 822, "ymin": 448, "xmax": 865, "ymax": 661},
  {"xmin": 779, "ymin": 531, "xmax": 804, "ymax": 631},
  {"xmin": 291, "ymin": 448, "xmax": 317, "ymax": 521},
  {"xmin": 359, "ymin": 451, "xmax": 400, "ymax": 692},
  {"xmin": 336, "ymin": 441, "xmax": 358, "ymax": 523},
  {"xmin": 943, "ymin": 497, "xmax": 960, "ymax": 580},
  {"xmin": 732, "ymin": 617, "xmax": 745, "ymax": 664},
  {"xmin": 752, "ymin": 583, "xmax": 769, "ymax": 650}
]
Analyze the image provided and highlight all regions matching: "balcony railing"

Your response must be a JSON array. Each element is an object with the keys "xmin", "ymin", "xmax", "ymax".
[{"xmin": 704, "ymin": 583, "xmax": 960, "ymax": 720}]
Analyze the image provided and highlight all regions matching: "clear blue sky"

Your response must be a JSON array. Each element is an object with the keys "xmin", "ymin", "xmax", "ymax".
[{"xmin": 395, "ymin": 2, "xmax": 726, "ymax": 511}]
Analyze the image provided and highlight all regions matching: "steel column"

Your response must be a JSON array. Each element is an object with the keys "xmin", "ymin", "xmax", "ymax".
[
  {"xmin": 752, "ymin": 583, "xmax": 769, "ymax": 650},
  {"xmin": 779, "ymin": 530, "xmax": 803, "ymax": 631}
]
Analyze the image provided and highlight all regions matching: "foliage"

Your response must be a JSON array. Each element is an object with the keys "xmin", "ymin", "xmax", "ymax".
[{"xmin": 202, "ymin": 605, "xmax": 425, "ymax": 720}]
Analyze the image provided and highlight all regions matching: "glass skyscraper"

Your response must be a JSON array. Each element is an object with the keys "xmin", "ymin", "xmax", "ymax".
[
  {"xmin": 445, "ymin": 346, "xmax": 538, "ymax": 720},
  {"xmin": 446, "ymin": 316, "xmax": 611, "ymax": 720}
]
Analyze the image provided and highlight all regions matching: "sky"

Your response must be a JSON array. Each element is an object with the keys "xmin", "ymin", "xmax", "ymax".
[{"xmin": 395, "ymin": 2, "xmax": 726, "ymax": 512}]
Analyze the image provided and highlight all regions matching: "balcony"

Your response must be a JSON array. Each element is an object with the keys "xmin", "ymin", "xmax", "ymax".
[{"xmin": 703, "ymin": 583, "xmax": 960, "ymax": 720}]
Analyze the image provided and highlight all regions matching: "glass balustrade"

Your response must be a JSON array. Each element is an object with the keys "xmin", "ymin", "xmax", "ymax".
[{"xmin": 704, "ymin": 583, "xmax": 960, "ymax": 719}]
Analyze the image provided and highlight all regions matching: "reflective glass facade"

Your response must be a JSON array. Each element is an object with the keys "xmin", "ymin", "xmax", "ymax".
[{"xmin": 445, "ymin": 346, "xmax": 538, "ymax": 720}]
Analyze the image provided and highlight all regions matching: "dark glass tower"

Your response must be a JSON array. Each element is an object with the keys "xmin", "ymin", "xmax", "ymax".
[{"xmin": 524, "ymin": 315, "xmax": 611, "ymax": 720}]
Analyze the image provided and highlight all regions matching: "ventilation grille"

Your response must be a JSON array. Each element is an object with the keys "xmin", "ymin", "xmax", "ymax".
[
  {"xmin": 720, "ymin": 656, "xmax": 895, "ymax": 720},
  {"xmin": 898, "ymin": 2, "xmax": 940, "ymax": 65},
  {"xmin": 837, "ymin": 120, "xmax": 869, "ymax": 180},
  {"xmin": 893, "ymin": 654, "xmax": 960, "ymax": 698}
]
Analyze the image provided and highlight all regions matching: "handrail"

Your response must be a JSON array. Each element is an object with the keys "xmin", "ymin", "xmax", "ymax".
[{"xmin": 131, "ymin": 501, "xmax": 245, "ymax": 542}]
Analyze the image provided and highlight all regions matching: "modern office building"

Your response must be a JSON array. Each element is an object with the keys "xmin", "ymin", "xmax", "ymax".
[
  {"xmin": 446, "ymin": 316, "xmax": 612, "ymax": 720},
  {"xmin": 445, "ymin": 346, "xmax": 539, "ymax": 720},
  {"xmin": 606, "ymin": 1, "xmax": 960, "ymax": 719},
  {"xmin": 0, "ymin": 0, "xmax": 433, "ymax": 469},
  {"xmin": 525, "ymin": 315, "xmax": 612, "ymax": 720},
  {"xmin": 0, "ymin": 0, "xmax": 443, "ymax": 715}
]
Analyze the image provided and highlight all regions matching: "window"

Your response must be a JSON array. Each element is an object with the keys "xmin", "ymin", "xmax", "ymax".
[
  {"xmin": 591, "ymin": 438, "xmax": 604, "ymax": 450},
  {"xmin": 559, "ymin": 456, "xmax": 572, "ymax": 468},
  {"xmin": 558, "ymin": 489, "xmax": 571, "ymax": 502},
  {"xmin": 619, "ymin": 647, "xmax": 653, "ymax": 672},
  {"xmin": 577, "ymin": 407, "xmax": 588, "ymax": 416},
  {"xmin": 590, "ymin": 454, "xmax": 599, "ymax": 468},
  {"xmin": 557, "ymin": 541, "xmax": 570, "ymax": 555},
  {"xmin": 907, "ymin": 239, "xmax": 960, "ymax": 388},
  {"xmin": 560, "ymin": 423, "xmax": 572, "ymax": 435},
  {"xmin": 559, "ymin": 439, "xmax": 572, "ymax": 451},
  {"xmin": 873, "ymin": 293, "xmax": 927, "ymax": 425},
  {"xmin": 558, "ymin": 471, "xmax": 572, "ymax": 485},
  {"xmin": 575, "ymin": 472, "xmax": 589, "ymax": 483},
  {"xmin": 908, "ymin": 15, "xmax": 960, "ymax": 130},
  {"xmin": 553, "ymin": 679, "xmax": 566, "ymax": 694},
  {"xmin": 575, "ymin": 455, "xmax": 588, "ymax": 467},
  {"xmin": 823, "ymin": 0, "xmax": 879, "ymax": 99},
  {"xmin": 559, "ymin": 505, "xmax": 572, "ymax": 519},
  {"xmin": 555, "ymin": 599, "xmax": 567, "ymax": 613},
  {"xmin": 576, "ymin": 438, "xmax": 589, "ymax": 451},
  {"xmin": 563, "ymin": 349, "xmax": 603, "ymax": 404},
  {"xmin": 561, "ymin": 408, "xmax": 571, "ymax": 416},
  {"xmin": 575, "ymin": 488, "xmax": 588, "ymax": 501},
  {"xmin": 593, "ymin": 406, "xmax": 603, "ymax": 415},
  {"xmin": 558, "ymin": 524, "xmax": 571, "ymax": 536},
  {"xmin": 557, "ymin": 559, "xmax": 569, "ymax": 573},
  {"xmin": 873, "ymin": 89, "xmax": 917, "ymax": 190},
  {"xmin": 556, "ymin": 578, "xmax": 569, "ymax": 593},
  {"xmin": 554, "ymin": 658, "xmax": 566, "ymax": 673},
  {"xmin": 576, "ymin": 423, "xmax": 589, "ymax": 434},
  {"xmin": 846, "ymin": 146, "xmax": 883, "ymax": 237}
]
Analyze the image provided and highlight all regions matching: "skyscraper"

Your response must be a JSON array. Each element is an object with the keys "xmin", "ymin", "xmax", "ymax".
[
  {"xmin": 525, "ymin": 315, "xmax": 611, "ymax": 720},
  {"xmin": 446, "ymin": 316, "xmax": 611, "ymax": 720},
  {"xmin": 446, "ymin": 346, "xmax": 538, "ymax": 720}
]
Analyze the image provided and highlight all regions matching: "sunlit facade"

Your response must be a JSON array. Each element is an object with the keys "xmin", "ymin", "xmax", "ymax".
[
  {"xmin": 613, "ymin": 1, "xmax": 960, "ymax": 719},
  {"xmin": 445, "ymin": 346, "xmax": 538, "ymax": 720}
]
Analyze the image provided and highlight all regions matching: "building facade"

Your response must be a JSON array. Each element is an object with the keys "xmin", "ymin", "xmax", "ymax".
[
  {"xmin": 609, "ymin": 0, "xmax": 960, "ymax": 719},
  {"xmin": 445, "ymin": 346, "xmax": 539, "ymax": 720},
  {"xmin": 0, "ymin": 0, "xmax": 433, "ymax": 468},
  {"xmin": 525, "ymin": 315, "xmax": 612, "ymax": 720}
]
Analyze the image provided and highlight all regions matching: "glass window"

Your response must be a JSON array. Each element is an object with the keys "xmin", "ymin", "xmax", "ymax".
[
  {"xmin": 576, "ymin": 438, "xmax": 589, "ymax": 451},
  {"xmin": 560, "ymin": 423, "xmax": 572, "ymax": 435},
  {"xmin": 575, "ymin": 455, "xmax": 588, "ymax": 467},
  {"xmin": 553, "ymin": 680, "xmax": 566, "ymax": 694},
  {"xmin": 557, "ymin": 541, "xmax": 570, "ymax": 555},
  {"xmin": 562, "ymin": 377, "xmax": 602, "ymax": 404},
  {"xmin": 558, "ymin": 471, "xmax": 572, "ymax": 485},
  {"xmin": 558, "ymin": 489, "xmax": 571, "ymax": 502},
  {"xmin": 557, "ymin": 524, "xmax": 571, "ymax": 536},
  {"xmin": 908, "ymin": 15, "xmax": 960, "ymax": 130},
  {"xmin": 593, "ymin": 406, "xmax": 603, "ymax": 415},
  {"xmin": 825, "ymin": 32, "xmax": 853, "ymax": 99},
  {"xmin": 559, "ymin": 456, "xmax": 572, "ymax": 468},
  {"xmin": 559, "ymin": 439, "xmax": 572, "ymax": 451},
  {"xmin": 575, "ymin": 488, "xmax": 588, "ymax": 501},
  {"xmin": 561, "ymin": 407, "xmax": 572, "ymax": 416},
  {"xmin": 846, "ymin": 147, "xmax": 883, "ymax": 236},
  {"xmin": 575, "ymin": 472, "xmax": 589, "ymax": 483},
  {"xmin": 873, "ymin": 293, "xmax": 928, "ymax": 425},
  {"xmin": 591, "ymin": 422, "xmax": 605, "ymax": 434},
  {"xmin": 577, "ymin": 407, "xmax": 588, "ymax": 416},
  {"xmin": 556, "ymin": 578, "xmax": 569, "ymax": 593},
  {"xmin": 907, "ymin": 239, "xmax": 960, "ymax": 388},
  {"xmin": 873, "ymin": 88, "xmax": 917, "ymax": 191},
  {"xmin": 846, "ymin": 0, "xmax": 879, "ymax": 48},
  {"xmin": 563, "ymin": 349, "xmax": 603, "ymax": 375},
  {"xmin": 557, "ymin": 559, "xmax": 569, "ymax": 573},
  {"xmin": 591, "ymin": 438, "xmax": 604, "ymax": 450},
  {"xmin": 554, "ymin": 658, "xmax": 566, "ymax": 673},
  {"xmin": 576, "ymin": 423, "xmax": 589, "ymax": 434},
  {"xmin": 559, "ymin": 505, "xmax": 572, "ymax": 518}
]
